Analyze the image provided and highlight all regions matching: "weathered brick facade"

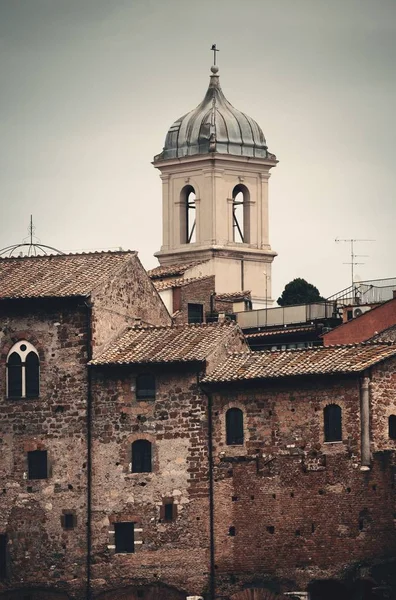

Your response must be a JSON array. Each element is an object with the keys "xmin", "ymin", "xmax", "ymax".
[
  {"xmin": 1, "ymin": 252, "xmax": 396, "ymax": 600},
  {"xmin": 208, "ymin": 372, "xmax": 396, "ymax": 597}
]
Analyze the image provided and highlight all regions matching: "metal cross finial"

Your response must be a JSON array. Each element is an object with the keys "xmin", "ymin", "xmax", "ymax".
[{"xmin": 211, "ymin": 44, "xmax": 219, "ymax": 65}]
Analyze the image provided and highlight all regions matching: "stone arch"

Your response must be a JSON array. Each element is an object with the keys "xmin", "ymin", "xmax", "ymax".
[
  {"xmin": 180, "ymin": 184, "xmax": 197, "ymax": 244},
  {"xmin": 0, "ymin": 589, "xmax": 70, "ymax": 600},
  {"xmin": 231, "ymin": 183, "xmax": 251, "ymax": 243},
  {"xmin": 95, "ymin": 583, "xmax": 186, "ymax": 600}
]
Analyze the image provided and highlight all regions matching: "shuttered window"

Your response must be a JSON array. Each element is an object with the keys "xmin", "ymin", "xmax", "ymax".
[
  {"xmin": 132, "ymin": 440, "xmax": 152, "ymax": 473},
  {"xmin": 324, "ymin": 404, "xmax": 342, "ymax": 442},
  {"xmin": 115, "ymin": 522, "xmax": 134, "ymax": 553},
  {"xmin": 226, "ymin": 408, "xmax": 244, "ymax": 445},
  {"xmin": 136, "ymin": 374, "xmax": 156, "ymax": 400},
  {"xmin": 28, "ymin": 450, "xmax": 48, "ymax": 479},
  {"xmin": 7, "ymin": 352, "xmax": 22, "ymax": 398}
]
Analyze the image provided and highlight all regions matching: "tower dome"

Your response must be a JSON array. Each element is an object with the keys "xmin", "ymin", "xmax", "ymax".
[{"xmin": 154, "ymin": 66, "xmax": 273, "ymax": 162}]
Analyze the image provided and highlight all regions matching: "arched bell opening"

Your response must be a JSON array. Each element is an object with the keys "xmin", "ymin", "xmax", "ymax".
[
  {"xmin": 180, "ymin": 185, "xmax": 196, "ymax": 244},
  {"xmin": 232, "ymin": 184, "xmax": 250, "ymax": 244}
]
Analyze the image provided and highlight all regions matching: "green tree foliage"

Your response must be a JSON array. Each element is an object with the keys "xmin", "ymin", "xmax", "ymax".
[{"xmin": 277, "ymin": 278, "xmax": 325, "ymax": 306}]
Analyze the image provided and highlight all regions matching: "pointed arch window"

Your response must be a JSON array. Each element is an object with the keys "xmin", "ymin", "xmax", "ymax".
[
  {"xmin": 180, "ymin": 185, "xmax": 196, "ymax": 244},
  {"xmin": 226, "ymin": 408, "xmax": 244, "ymax": 445},
  {"xmin": 324, "ymin": 404, "xmax": 342, "ymax": 442},
  {"xmin": 131, "ymin": 440, "xmax": 152, "ymax": 473},
  {"xmin": 6, "ymin": 341, "xmax": 40, "ymax": 399},
  {"xmin": 232, "ymin": 184, "xmax": 250, "ymax": 244}
]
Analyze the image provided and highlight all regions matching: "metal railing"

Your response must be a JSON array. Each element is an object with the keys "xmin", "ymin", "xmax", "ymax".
[{"xmin": 236, "ymin": 302, "xmax": 336, "ymax": 330}]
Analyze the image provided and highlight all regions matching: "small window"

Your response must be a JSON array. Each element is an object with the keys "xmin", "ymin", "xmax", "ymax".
[
  {"xmin": 6, "ymin": 341, "xmax": 39, "ymax": 399},
  {"xmin": 61, "ymin": 513, "xmax": 76, "ymax": 530},
  {"xmin": 28, "ymin": 450, "xmax": 48, "ymax": 479},
  {"xmin": 389, "ymin": 415, "xmax": 396, "ymax": 440},
  {"xmin": 160, "ymin": 501, "xmax": 177, "ymax": 522},
  {"xmin": 114, "ymin": 522, "xmax": 134, "ymax": 553},
  {"xmin": 226, "ymin": 408, "xmax": 244, "ymax": 445},
  {"xmin": 136, "ymin": 374, "xmax": 155, "ymax": 400},
  {"xmin": 132, "ymin": 440, "xmax": 152, "ymax": 473},
  {"xmin": 324, "ymin": 404, "xmax": 342, "ymax": 442},
  {"xmin": 0, "ymin": 534, "xmax": 6, "ymax": 580},
  {"xmin": 188, "ymin": 303, "xmax": 203, "ymax": 324}
]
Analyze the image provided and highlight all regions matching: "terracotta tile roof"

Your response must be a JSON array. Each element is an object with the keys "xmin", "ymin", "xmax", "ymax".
[
  {"xmin": 369, "ymin": 325, "xmax": 396, "ymax": 342},
  {"xmin": 245, "ymin": 325, "xmax": 316, "ymax": 339},
  {"xmin": 90, "ymin": 321, "xmax": 240, "ymax": 365},
  {"xmin": 0, "ymin": 251, "xmax": 136, "ymax": 299},
  {"xmin": 215, "ymin": 290, "xmax": 251, "ymax": 302},
  {"xmin": 148, "ymin": 261, "xmax": 208, "ymax": 280},
  {"xmin": 202, "ymin": 342, "xmax": 396, "ymax": 384},
  {"xmin": 153, "ymin": 275, "xmax": 213, "ymax": 291}
]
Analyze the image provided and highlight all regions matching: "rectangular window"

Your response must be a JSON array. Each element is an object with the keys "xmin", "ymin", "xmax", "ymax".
[
  {"xmin": 0, "ymin": 534, "xmax": 6, "ymax": 580},
  {"xmin": 28, "ymin": 450, "xmax": 48, "ymax": 480},
  {"xmin": 188, "ymin": 303, "xmax": 204, "ymax": 324},
  {"xmin": 114, "ymin": 522, "xmax": 134, "ymax": 553},
  {"xmin": 160, "ymin": 500, "xmax": 177, "ymax": 522},
  {"xmin": 61, "ymin": 513, "xmax": 76, "ymax": 530},
  {"xmin": 164, "ymin": 503, "xmax": 174, "ymax": 521}
]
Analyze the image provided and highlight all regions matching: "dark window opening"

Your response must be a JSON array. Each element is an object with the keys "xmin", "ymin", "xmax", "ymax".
[
  {"xmin": 226, "ymin": 408, "xmax": 244, "ymax": 445},
  {"xmin": 136, "ymin": 374, "xmax": 156, "ymax": 400},
  {"xmin": 228, "ymin": 526, "xmax": 236, "ymax": 536},
  {"xmin": 0, "ymin": 534, "xmax": 6, "ymax": 580},
  {"xmin": 324, "ymin": 404, "xmax": 342, "ymax": 442},
  {"xmin": 161, "ymin": 501, "xmax": 177, "ymax": 522},
  {"xmin": 25, "ymin": 351, "xmax": 39, "ymax": 397},
  {"xmin": 115, "ymin": 522, "xmax": 134, "ymax": 553},
  {"xmin": 7, "ymin": 352, "xmax": 22, "ymax": 398},
  {"xmin": 347, "ymin": 309, "xmax": 353, "ymax": 321},
  {"xmin": 187, "ymin": 304, "xmax": 203, "ymax": 323},
  {"xmin": 188, "ymin": 303, "xmax": 204, "ymax": 324},
  {"xmin": 132, "ymin": 440, "xmax": 152, "ymax": 473},
  {"xmin": 62, "ymin": 513, "xmax": 75, "ymax": 530},
  {"xmin": 389, "ymin": 415, "xmax": 396, "ymax": 440},
  {"xmin": 28, "ymin": 450, "xmax": 48, "ymax": 480}
]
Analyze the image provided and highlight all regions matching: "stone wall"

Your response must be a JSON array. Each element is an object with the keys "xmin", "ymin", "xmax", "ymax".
[
  {"xmin": 172, "ymin": 276, "xmax": 215, "ymax": 325},
  {"xmin": 90, "ymin": 364, "xmax": 210, "ymax": 597},
  {"xmin": 210, "ymin": 375, "xmax": 396, "ymax": 597},
  {"xmin": 91, "ymin": 255, "xmax": 171, "ymax": 356},
  {"xmin": 0, "ymin": 298, "xmax": 89, "ymax": 599}
]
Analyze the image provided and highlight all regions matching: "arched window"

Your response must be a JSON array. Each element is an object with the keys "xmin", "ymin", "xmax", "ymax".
[
  {"xmin": 131, "ymin": 440, "xmax": 152, "ymax": 473},
  {"xmin": 324, "ymin": 404, "xmax": 342, "ymax": 442},
  {"xmin": 226, "ymin": 408, "xmax": 244, "ymax": 445},
  {"xmin": 6, "ymin": 341, "xmax": 40, "ymax": 399},
  {"xmin": 232, "ymin": 184, "xmax": 250, "ymax": 244},
  {"xmin": 180, "ymin": 185, "xmax": 196, "ymax": 244},
  {"xmin": 136, "ymin": 374, "xmax": 156, "ymax": 400},
  {"xmin": 389, "ymin": 415, "xmax": 396, "ymax": 440}
]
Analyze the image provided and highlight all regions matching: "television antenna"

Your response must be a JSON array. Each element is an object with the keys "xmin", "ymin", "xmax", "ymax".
[{"xmin": 335, "ymin": 237, "xmax": 375, "ymax": 291}]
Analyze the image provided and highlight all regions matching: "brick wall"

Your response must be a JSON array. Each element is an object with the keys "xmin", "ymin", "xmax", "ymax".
[
  {"xmin": 210, "ymin": 375, "xmax": 396, "ymax": 597},
  {"xmin": 323, "ymin": 298, "xmax": 396, "ymax": 345},
  {"xmin": 172, "ymin": 276, "xmax": 215, "ymax": 324}
]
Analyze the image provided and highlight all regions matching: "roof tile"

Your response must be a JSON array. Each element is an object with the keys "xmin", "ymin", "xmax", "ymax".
[
  {"xmin": 90, "ymin": 321, "xmax": 240, "ymax": 365},
  {"xmin": 148, "ymin": 261, "xmax": 208, "ymax": 280},
  {"xmin": 202, "ymin": 343, "xmax": 396, "ymax": 383},
  {"xmin": 0, "ymin": 251, "xmax": 136, "ymax": 299}
]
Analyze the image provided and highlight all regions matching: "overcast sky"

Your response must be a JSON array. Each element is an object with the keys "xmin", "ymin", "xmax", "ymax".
[{"xmin": 1, "ymin": 0, "xmax": 395, "ymax": 300}]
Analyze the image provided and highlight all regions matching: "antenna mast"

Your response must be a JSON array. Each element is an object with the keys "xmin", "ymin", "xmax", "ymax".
[{"xmin": 335, "ymin": 237, "xmax": 375, "ymax": 291}]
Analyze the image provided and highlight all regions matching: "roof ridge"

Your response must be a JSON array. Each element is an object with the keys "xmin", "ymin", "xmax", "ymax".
[{"xmin": 0, "ymin": 249, "xmax": 136, "ymax": 261}]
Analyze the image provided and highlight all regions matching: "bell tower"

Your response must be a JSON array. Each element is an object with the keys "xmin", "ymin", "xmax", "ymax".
[{"xmin": 153, "ymin": 63, "xmax": 278, "ymax": 308}]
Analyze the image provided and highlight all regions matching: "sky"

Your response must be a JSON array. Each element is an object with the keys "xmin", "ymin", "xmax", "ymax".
[{"xmin": 0, "ymin": 0, "xmax": 395, "ymax": 301}]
